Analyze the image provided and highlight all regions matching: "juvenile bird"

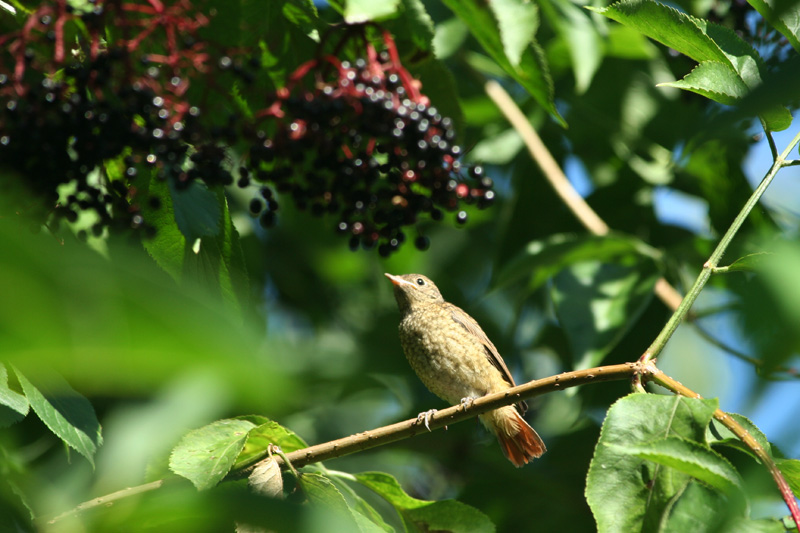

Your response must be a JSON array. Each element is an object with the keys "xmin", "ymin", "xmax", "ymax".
[{"xmin": 386, "ymin": 273, "xmax": 545, "ymax": 467}]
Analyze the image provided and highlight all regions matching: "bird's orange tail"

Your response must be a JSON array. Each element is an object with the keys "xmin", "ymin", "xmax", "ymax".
[{"xmin": 484, "ymin": 406, "xmax": 546, "ymax": 467}]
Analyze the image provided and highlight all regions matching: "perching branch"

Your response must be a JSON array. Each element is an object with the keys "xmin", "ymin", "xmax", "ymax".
[
  {"xmin": 44, "ymin": 363, "xmax": 639, "ymax": 524},
  {"xmin": 242, "ymin": 363, "xmax": 639, "ymax": 474},
  {"xmin": 44, "ymin": 360, "xmax": 800, "ymax": 529}
]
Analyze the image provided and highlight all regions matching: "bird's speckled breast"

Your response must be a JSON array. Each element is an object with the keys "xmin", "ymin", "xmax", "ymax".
[{"xmin": 398, "ymin": 303, "xmax": 507, "ymax": 405}]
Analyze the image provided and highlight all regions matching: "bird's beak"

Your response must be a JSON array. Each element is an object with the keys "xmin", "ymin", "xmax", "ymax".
[{"xmin": 385, "ymin": 273, "xmax": 413, "ymax": 288}]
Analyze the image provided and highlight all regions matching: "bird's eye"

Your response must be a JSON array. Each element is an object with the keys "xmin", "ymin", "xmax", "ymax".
[{"xmin": 416, "ymin": 278, "xmax": 425, "ymax": 286}]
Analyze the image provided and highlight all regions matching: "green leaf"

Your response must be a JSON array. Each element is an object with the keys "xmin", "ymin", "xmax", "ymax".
[
  {"xmin": 299, "ymin": 473, "xmax": 386, "ymax": 532},
  {"xmin": 183, "ymin": 188, "xmax": 251, "ymax": 316},
  {"xmin": 758, "ymin": 105, "xmax": 793, "ymax": 132},
  {"xmin": 395, "ymin": 0, "xmax": 436, "ymax": 53},
  {"xmin": 140, "ymin": 171, "xmax": 249, "ymax": 315},
  {"xmin": 745, "ymin": 0, "xmax": 800, "ymax": 53},
  {"xmin": 355, "ymin": 471, "xmax": 495, "ymax": 533},
  {"xmin": 170, "ymin": 180, "xmax": 222, "ymax": 242},
  {"xmin": 489, "ymin": 0, "xmax": 539, "ymax": 67},
  {"xmin": 604, "ymin": 23, "xmax": 658, "ymax": 59},
  {"xmin": 589, "ymin": 0, "xmax": 762, "ymax": 83},
  {"xmin": 586, "ymin": 394, "xmax": 720, "ymax": 532},
  {"xmin": 235, "ymin": 416, "xmax": 309, "ymax": 469},
  {"xmin": 169, "ymin": 419, "xmax": 256, "ymax": 490},
  {"xmin": 13, "ymin": 367, "xmax": 102, "ymax": 467},
  {"xmin": 551, "ymin": 258, "xmax": 659, "ymax": 368},
  {"xmin": 706, "ymin": 412, "xmax": 772, "ymax": 459},
  {"xmin": 326, "ymin": 475, "xmax": 395, "ymax": 533},
  {"xmin": 412, "ymin": 58, "xmax": 464, "ymax": 136},
  {"xmin": 589, "ymin": 0, "xmax": 788, "ymax": 130},
  {"xmin": 661, "ymin": 480, "xmax": 732, "ymax": 532},
  {"xmin": 433, "ymin": 17, "xmax": 469, "ymax": 60},
  {"xmin": 468, "ymin": 128, "xmax": 524, "ymax": 165},
  {"xmin": 0, "ymin": 363, "xmax": 28, "ymax": 427},
  {"xmin": 495, "ymin": 232, "xmax": 662, "ymax": 292},
  {"xmin": 721, "ymin": 252, "xmax": 774, "ymax": 273},
  {"xmin": 442, "ymin": 0, "xmax": 563, "ymax": 126},
  {"xmin": 248, "ymin": 0, "xmax": 321, "ymax": 90},
  {"xmin": 540, "ymin": 0, "xmax": 604, "ymax": 93},
  {"xmin": 615, "ymin": 436, "xmax": 745, "ymax": 494},
  {"xmin": 661, "ymin": 481, "xmax": 781, "ymax": 532},
  {"xmin": 776, "ymin": 458, "xmax": 800, "ymax": 496},
  {"xmin": 344, "ymin": 0, "xmax": 401, "ymax": 23},
  {"xmin": 230, "ymin": 82, "xmax": 253, "ymax": 120},
  {"xmin": 659, "ymin": 61, "xmax": 749, "ymax": 105},
  {"xmin": 724, "ymin": 518, "xmax": 787, "ymax": 533},
  {"xmin": 282, "ymin": 0, "xmax": 320, "ymax": 35}
]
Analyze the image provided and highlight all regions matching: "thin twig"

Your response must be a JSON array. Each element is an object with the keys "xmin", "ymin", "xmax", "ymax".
[
  {"xmin": 646, "ymin": 364, "xmax": 800, "ymax": 527},
  {"xmin": 484, "ymin": 79, "xmax": 684, "ymax": 313},
  {"xmin": 691, "ymin": 324, "xmax": 799, "ymax": 379},
  {"xmin": 640, "ymin": 129, "xmax": 800, "ymax": 366},
  {"xmin": 759, "ymin": 119, "xmax": 779, "ymax": 162},
  {"xmin": 41, "ymin": 479, "xmax": 166, "ymax": 525}
]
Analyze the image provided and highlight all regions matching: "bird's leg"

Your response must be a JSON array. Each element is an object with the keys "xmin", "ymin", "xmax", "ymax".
[
  {"xmin": 459, "ymin": 396, "xmax": 476, "ymax": 410},
  {"xmin": 416, "ymin": 408, "xmax": 438, "ymax": 431}
]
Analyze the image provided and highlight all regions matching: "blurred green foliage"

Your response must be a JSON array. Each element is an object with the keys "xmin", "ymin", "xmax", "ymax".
[{"xmin": 1, "ymin": 0, "xmax": 800, "ymax": 532}]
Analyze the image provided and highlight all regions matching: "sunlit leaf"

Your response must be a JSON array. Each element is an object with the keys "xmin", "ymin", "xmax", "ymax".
[
  {"xmin": 589, "ymin": 0, "xmax": 789, "ymax": 130},
  {"xmin": 539, "ymin": 0, "xmax": 603, "ymax": 93},
  {"xmin": 235, "ymin": 416, "xmax": 309, "ymax": 469},
  {"xmin": 433, "ymin": 17, "xmax": 469, "ymax": 59},
  {"xmin": 489, "ymin": 0, "xmax": 539, "ymax": 67},
  {"xmin": 776, "ymin": 458, "xmax": 800, "ymax": 496},
  {"xmin": 170, "ymin": 418, "xmax": 256, "ymax": 490},
  {"xmin": 0, "ymin": 363, "xmax": 28, "ymax": 427},
  {"xmin": 659, "ymin": 61, "xmax": 749, "ymax": 105},
  {"xmin": 551, "ymin": 258, "xmax": 659, "ymax": 368},
  {"xmin": 495, "ymin": 232, "xmax": 661, "ymax": 292},
  {"xmin": 344, "ymin": 0, "xmax": 401, "ymax": 23}
]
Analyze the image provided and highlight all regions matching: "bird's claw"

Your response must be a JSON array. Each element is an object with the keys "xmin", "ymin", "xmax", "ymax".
[
  {"xmin": 416, "ymin": 409, "xmax": 438, "ymax": 432},
  {"xmin": 459, "ymin": 397, "xmax": 476, "ymax": 410}
]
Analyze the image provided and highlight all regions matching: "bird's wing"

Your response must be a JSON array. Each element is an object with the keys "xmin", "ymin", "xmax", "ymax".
[{"xmin": 445, "ymin": 302, "xmax": 528, "ymax": 414}]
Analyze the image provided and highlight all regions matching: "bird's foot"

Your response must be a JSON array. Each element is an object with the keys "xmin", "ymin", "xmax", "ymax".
[
  {"xmin": 459, "ymin": 396, "xmax": 476, "ymax": 410},
  {"xmin": 416, "ymin": 409, "xmax": 438, "ymax": 432}
]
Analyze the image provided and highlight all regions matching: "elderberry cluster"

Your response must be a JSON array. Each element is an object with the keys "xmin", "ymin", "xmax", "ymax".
[
  {"xmin": 247, "ymin": 55, "xmax": 495, "ymax": 256},
  {"xmin": 2, "ymin": 1, "xmax": 498, "ymax": 256},
  {"xmin": 2, "ymin": 55, "xmax": 147, "ymax": 235},
  {"xmin": 0, "ymin": 1, "xmax": 214, "ymax": 237}
]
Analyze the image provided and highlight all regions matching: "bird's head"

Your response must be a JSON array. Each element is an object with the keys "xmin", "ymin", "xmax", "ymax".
[{"xmin": 385, "ymin": 273, "xmax": 444, "ymax": 314}]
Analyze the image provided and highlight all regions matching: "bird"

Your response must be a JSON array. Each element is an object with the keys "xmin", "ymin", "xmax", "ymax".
[{"xmin": 385, "ymin": 273, "xmax": 545, "ymax": 467}]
